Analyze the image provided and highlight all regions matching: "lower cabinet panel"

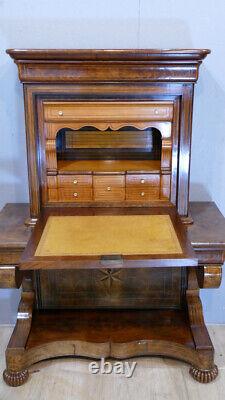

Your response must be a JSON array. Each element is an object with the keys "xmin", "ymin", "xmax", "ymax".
[{"xmin": 35, "ymin": 268, "xmax": 185, "ymax": 309}]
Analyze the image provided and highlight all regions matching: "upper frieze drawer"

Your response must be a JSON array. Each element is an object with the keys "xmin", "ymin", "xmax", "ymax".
[{"xmin": 43, "ymin": 101, "xmax": 174, "ymax": 123}]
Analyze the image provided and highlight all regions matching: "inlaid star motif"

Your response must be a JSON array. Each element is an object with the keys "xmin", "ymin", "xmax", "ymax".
[{"xmin": 99, "ymin": 268, "xmax": 122, "ymax": 289}]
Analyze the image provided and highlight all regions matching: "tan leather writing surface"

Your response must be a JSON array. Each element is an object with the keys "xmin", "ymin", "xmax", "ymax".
[{"xmin": 35, "ymin": 215, "xmax": 182, "ymax": 257}]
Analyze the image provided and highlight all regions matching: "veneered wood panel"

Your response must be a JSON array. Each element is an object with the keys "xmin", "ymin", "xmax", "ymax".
[
  {"xmin": 25, "ymin": 309, "xmax": 194, "ymax": 349},
  {"xmin": 47, "ymin": 176, "xmax": 58, "ymax": 202},
  {"xmin": 160, "ymin": 175, "xmax": 171, "ymax": 200},
  {"xmin": 16, "ymin": 62, "xmax": 201, "ymax": 83},
  {"xmin": 64, "ymin": 129, "xmax": 154, "ymax": 149},
  {"xmin": 37, "ymin": 268, "xmax": 183, "ymax": 309}
]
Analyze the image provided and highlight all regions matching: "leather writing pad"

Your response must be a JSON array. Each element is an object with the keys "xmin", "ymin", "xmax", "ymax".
[{"xmin": 35, "ymin": 215, "xmax": 182, "ymax": 257}]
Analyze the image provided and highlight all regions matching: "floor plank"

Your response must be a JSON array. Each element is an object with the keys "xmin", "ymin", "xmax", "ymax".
[{"xmin": 0, "ymin": 325, "xmax": 224, "ymax": 400}]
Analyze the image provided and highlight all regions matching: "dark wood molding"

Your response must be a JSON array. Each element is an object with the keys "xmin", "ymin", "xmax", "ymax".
[
  {"xmin": 6, "ymin": 49, "xmax": 210, "ymax": 83},
  {"xmin": 6, "ymin": 48, "xmax": 210, "ymax": 61}
]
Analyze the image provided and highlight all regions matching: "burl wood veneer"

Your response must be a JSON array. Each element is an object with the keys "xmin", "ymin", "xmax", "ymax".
[{"xmin": 1, "ymin": 49, "xmax": 224, "ymax": 386}]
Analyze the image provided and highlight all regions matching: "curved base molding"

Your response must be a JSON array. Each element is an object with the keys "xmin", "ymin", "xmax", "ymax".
[
  {"xmin": 3, "ymin": 369, "xmax": 29, "ymax": 387},
  {"xmin": 3, "ymin": 357, "xmax": 219, "ymax": 386},
  {"xmin": 189, "ymin": 365, "xmax": 218, "ymax": 383}
]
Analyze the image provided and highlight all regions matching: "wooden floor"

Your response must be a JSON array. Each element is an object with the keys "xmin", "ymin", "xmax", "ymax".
[{"xmin": 0, "ymin": 325, "xmax": 225, "ymax": 400}]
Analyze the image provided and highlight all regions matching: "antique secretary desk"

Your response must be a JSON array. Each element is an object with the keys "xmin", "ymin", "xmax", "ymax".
[{"xmin": 1, "ymin": 48, "xmax": 225, "ymax": 386}]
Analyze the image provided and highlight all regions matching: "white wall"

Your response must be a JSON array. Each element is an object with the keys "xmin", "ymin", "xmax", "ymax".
[{"xmin": 0, "ymin": 0, "xmax": 225, "ymax": 323}]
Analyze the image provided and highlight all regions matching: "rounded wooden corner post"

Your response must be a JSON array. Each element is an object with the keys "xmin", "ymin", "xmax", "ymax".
[
  {"xmin": 197, "ymin": 265, "xmax": 222, "ymax": 289},
  {"xmin": 186, "ymin": 268, "xmax": 218, "ymax": 383}
]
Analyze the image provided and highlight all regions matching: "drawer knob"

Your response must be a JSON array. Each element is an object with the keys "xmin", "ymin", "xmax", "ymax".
[
  {"xmin": 107, "ymin": 186, "xmax": 111, "ymax": 191},
  {"xmin": 154, "ymin": 109, "xmax": 159, "ymax": 115},
  {"xmin": 140, "ymin": 192, "xmax": 145, "ymax": 197},
  {"xmin": 73, "ymin": 192, "xmax": 78, "ymax": 197},
  {"xmin": 73, "ymin": 180, "xmax": 78, "ymax": 184},
  {"xmin": 141, "ymin": 179, "xmax": 145, "ymax": 184},
  {"xmin": 58, "ymin": 110, "xmax": 63, "ymax": 116}
]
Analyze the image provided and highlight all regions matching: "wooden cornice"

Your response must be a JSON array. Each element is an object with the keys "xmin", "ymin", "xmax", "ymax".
[
  {"xmin": 6, "ymin": 48, "xmax": 210, "ymax": 83},
  {"xmin": 6, "ymin": 48, "xmax": 210, "ymax": 61}
]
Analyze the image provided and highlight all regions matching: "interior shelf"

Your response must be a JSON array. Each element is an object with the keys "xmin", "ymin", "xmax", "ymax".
[
  {"xmin": 26, "ymin": 309, "xmax": 194, "ymax": 349},
  {"xmin": 57, "ymin": 159, "xmax": 161, "ymax": 174}
]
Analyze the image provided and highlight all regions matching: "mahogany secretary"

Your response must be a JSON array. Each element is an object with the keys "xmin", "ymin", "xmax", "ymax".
[{"xmin": 1, "ymin": 49, "xmax": 224, "ymax": 386}]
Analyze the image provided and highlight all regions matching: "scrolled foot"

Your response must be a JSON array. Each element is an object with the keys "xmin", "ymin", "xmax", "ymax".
[
  {"xmin": 189, "ymin": 364, "xmax": 218, "ymax": 383},
  {"xmin": 3, "ymin": 369, "xmax": 29, "ymax": 386}
]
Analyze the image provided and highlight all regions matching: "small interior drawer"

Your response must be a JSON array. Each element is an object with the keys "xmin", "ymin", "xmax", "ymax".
[
  {"xmin": 58, "ymin": 187, "xmax": 93, "ymax": 202},
  {"xmin": 93, "ymin": 175, "xmax": 125, "ymax": 201},
  {"xmin": 126, "ymin": 174, "xmax": 160, "ymax": 187},
  {"xmin": 58, "ymin": 174, "xmax": 92, "ymax": 188},
  {"xmin": 126, "ymin": 186, "xmax": 160, "ymax": 201}
]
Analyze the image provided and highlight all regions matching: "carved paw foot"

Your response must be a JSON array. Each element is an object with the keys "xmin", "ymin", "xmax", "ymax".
[
  {"xmin": 3, "ymin": 369, "xmax": 29, "ymax": 386},
  {"xmin": 189, "ymin": 365, "xmax": 218, "ymax": 383}
]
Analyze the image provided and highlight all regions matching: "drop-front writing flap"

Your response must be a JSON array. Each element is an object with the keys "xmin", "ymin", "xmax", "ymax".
[{"xmin": 19, "ymin": 206, "xmax": 197, "ymax": 270}]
